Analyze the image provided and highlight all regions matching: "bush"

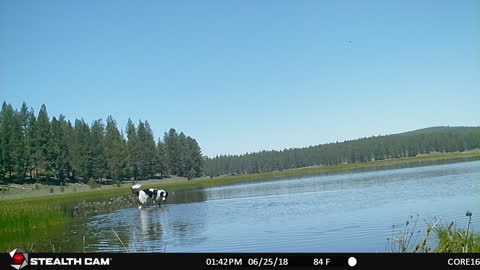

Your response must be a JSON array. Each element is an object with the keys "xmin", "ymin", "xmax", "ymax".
[
  {"xmin": 49, "ymin": 188, "xmax": 54, "ymax": 193},
  {"xmin": 87, "ymin": 178, "xmax": 100, "ymax": 189},
  {"xmin": 187, "ymin": 168, "xmax": 196, "ymax": 180}
]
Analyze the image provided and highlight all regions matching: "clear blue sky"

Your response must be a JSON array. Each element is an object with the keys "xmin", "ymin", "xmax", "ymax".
[{"xmin": 1, "ymin": 0, "xmax": 479, "ymax": 157}]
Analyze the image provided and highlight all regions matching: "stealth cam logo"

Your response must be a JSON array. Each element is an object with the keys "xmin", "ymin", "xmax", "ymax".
[{"xmin": 9, "ymin": 249, "xmax": 28, "ymax": 270}]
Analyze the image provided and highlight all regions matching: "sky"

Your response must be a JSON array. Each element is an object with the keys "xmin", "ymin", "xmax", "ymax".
[{"xmin": 1, "ymin": 0, "xmax": 479, "ymax": 157}]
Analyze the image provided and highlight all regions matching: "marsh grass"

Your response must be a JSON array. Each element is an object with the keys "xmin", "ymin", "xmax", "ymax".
[
  {"xmin": 0, "ymin": 188, "xmax": 136, "ymax": 252},
  {"xmin": 434, "ymin": 212, "xmax": 480, "ymax": 253},
  {"xmin": 388, "ymin": 212, "xmax": 479, "ymax": 253}
]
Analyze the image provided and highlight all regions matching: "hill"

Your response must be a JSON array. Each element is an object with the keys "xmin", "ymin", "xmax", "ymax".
[
  {"xmin": 205, "ymin": 126, "xmax": 480, "ymax": 177},
  {"xmin": 397, "ymin": 126, "xmax": 479, "ymax": 136}
]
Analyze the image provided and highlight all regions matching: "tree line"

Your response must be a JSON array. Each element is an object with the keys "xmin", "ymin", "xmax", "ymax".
[
  {"xmin": 0, "ymin": 102, "xmax": 203, "ymax": 184},
  {"xmin": 2, "ymin": 101, "xmax": 479, "ymax": 184},
  {"xmin": 205, "ymin": 127, "xmax": 480, "ymax": 177}
]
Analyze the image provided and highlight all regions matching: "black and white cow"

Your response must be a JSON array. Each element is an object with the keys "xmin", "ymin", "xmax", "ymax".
[{"xmin": 131, "ymin": 184, "xmax": 168, "ymax": 209}]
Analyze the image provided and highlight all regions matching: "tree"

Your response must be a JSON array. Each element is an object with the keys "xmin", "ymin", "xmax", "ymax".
[
  {"xmin": 32, "ymin": 104, "xmax": 51, "ymax": 179},
  {"xmin": 186, "ymin": 136, "xmax": 203, "ymax": 177},
  {"xmin": 156, "ymin": 140, "xmax": 169, "ymax": 178},
  {"xmin": 71, "ymin": 119, "xmax": 92, "ymax": 182},
  {"xmin": 135, "ymin": 120, "xmax": 157, "ymax": 179},
  {"xmin": 164, "ymin": 128, "xmax": 179, "ymax": 175},
  {"xmin": 0, "ymin": 102, "xmax": 23, "ymax": 179},
  {"xmin": 0, "ymin": 101, "xmax": 210, "ymax": 183},
  {"xmin": 126, "ymin": 119, "xmax": 139, "ymax": 181},
  {"xmin": 48, "ymin": 116, "xmax": 71, "ymax": 182},
  {"xmin": 105, "ymin": 116, "xmax": 128, "ymax": 181},
  {"xmin": 90, "ymin": 119, "xmax": 107, "ymax": 180},
  {"xmin": 18, "ymin": 103, "xmax": 35, "ymax": 180}
]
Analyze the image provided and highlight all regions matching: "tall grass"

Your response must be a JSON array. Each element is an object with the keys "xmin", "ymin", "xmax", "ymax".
[
  {"xmin": 0, "ymin": 188, "xmax": 135, "ymax": 251},
  {"xmin": 388, "ymin": 212, "xmax": 479, "ymax": 253},
  {"xmin": 434, "ymin": 212, "xmax": 480, "ymax": 252}
]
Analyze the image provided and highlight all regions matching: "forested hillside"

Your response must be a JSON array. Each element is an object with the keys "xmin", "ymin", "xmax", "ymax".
[
  {"xmin": 0, "ymin": 102, "xmax": 203, "ymax": 183},
  {"xmin": 205, "ymin": 127, "xmax": 480, "ymax": 177},
  {"xmin": 2, "ymin": 101, "xmax": 479, "ymax": 184}
]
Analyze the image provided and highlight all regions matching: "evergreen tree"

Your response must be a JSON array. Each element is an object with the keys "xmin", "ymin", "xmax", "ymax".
[
  {"xmin": 105, "ymin": 116, "xmax": 128, "ymax": 181},
  {"xmin": 71, "ymin": 119, "xmax": 92, "ymax": 182},
  {"xmin": 136, "ymin": 121, "xmax": 157, "ymax": 179},
  {"xmin": 156, "ymin": 140, "xmax": 169, "ymax": 178},
  {"xmin": 48, "ymin": 116, "xmax": 71, "ymax": 182},
  {"xmin": 0, "ymin": 102, "xmax": 23, "ymax": 179},
  {"xmin": 90, "ymin": 119, "xmax": 107, "ymax": 180},
  {"xmin": 126, "ymin": 119, "xmax": 139, "ymax": 181},
  {"xmin": 32, "ymin": 104, "xmax": 51, "ymax": 178},
  {"xmin": 186, "ymin": 136, "xmax": 203, "ymax": 177},
  {"xmin": 164, "ymin": 128, "xmax": 179, "ymax": 175}
]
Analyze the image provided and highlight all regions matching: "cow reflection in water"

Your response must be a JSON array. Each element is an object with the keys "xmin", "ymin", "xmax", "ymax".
[{"xmin": 136, "ymin": 206, "xmax": 170, "ymax": 249}]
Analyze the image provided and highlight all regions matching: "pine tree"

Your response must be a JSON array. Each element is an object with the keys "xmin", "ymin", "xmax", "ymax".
[
  {"xmin": 49, "ymin": 116, "xmax": 71, "ymax": 182},
  {"xmin": 90, "ymin": 119, "xmax": 107, "ymax": 180},
  {"xmin": 186, "ymin": 136, "xmax": 203, "ymax": 177},
  {"xmin": 136, "ymin": 121, "xmax": 157, "ymax": 179},
  {"xmin": 142, "ymin": 121, "xmax": 157, "ymax": 179},
  {"xmin": 71, "ymin": 119, "xmax": 92, "ymax": 182},
  {"xmin": 156, "ymin": 140, "xmax": 169, "ymax": 178},
  {"xmin": 126, "ymin": 119, "xmax": 139, "ymax": 181},
  {"xmin": 176, "ymin": 132, "xmax": 188, "ymax": 176},
  {"xmin": 105, "ymin": 116, "xmax": 128, "ymax": 181},
  {"xmin": 32, "ymin": 104, "xmax": 51, "ymax": 179},
  {"xmin": 0, "ymin": 102, "xmax": 21, "ymax": 179},
  {"xmin": 18, "ymin": 102, "xmax": 35, "ymax": 180},
  {"xmin": 164, "ymin": 128, "xmax": 179, "ymax": 175}
]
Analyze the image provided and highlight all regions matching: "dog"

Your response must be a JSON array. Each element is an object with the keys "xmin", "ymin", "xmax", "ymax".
[{"xmin": 131, "ymin": 184, "xmax": 168, "ymax": 209}]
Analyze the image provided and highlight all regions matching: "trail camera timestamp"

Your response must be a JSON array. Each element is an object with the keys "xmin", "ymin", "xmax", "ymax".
[{"xmin": 205, "ymin": 257, "xmax": 289, "ymax": 267}]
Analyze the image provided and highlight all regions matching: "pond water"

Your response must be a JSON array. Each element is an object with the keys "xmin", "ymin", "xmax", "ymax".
[{"xmin": 40, "ymin": 160, "xmax": 480, "ymax": 252}]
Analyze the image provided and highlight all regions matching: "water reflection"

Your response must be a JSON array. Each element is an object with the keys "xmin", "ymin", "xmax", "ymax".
[{"xmin": 55, "ymin": 189, "xmax": 209, "ymax": 252}]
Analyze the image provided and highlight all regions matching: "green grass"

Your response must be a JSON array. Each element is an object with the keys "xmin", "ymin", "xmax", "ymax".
[
  {"xmin": 435, "ymin": 213, "xmax": 480, "ymax": 253},
  {"xmin": 388, "ymin": 212, "xmax": 480, "ymax": 253},
  {"xmin": 435, "ymin": 228, "xmax": 480, "ymax": 252}
]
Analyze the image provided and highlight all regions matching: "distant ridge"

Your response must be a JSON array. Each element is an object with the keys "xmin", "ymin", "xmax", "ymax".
[
  {"xmin": 205, "ymin": 126, "xmax": 480, "ymax": 177},
  {"xmin": 397, "ymin": 126, "xmax": 480, "ymax": 136}
]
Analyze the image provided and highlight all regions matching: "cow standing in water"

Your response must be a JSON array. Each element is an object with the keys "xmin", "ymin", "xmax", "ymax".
[{"xmin": 131, "ymin": 184, "xmax": 168, "ymax": 209}]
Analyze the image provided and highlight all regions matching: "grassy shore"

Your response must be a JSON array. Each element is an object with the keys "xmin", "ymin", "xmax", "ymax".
[
  {"xmin": 1, "ymin": 150, "xmax": 479, "ymax": 252},
  {"xmin": 2, "ymin": 150, "xmax": 480, "ymax": 201}
]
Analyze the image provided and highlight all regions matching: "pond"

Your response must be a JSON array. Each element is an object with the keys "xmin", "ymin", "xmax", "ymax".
[{"xmin": 32, "ymin": 160, "xmax": 480, "ymax": 252}]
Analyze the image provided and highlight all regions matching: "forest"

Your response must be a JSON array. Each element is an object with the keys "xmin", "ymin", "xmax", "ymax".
[
  {"xmin": 0, "ymin": 102, "xmax": 203, "ymax": 184},
  {"xmin": 204, "ymin": 127, "xmax": 480, "ymax": 177},
  {"xmin": 1, "ymin": 101, "xmax": 479, "ymax": 184}
]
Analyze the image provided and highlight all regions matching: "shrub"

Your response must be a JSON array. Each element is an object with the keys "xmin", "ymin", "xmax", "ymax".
[{"xmin": 87, "ymin": 178, "xmax": 100, "ymax": 189}]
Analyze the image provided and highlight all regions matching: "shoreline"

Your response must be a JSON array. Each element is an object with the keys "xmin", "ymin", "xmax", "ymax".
[{"xmin": 2, "ymin": 150, "xmax": 480, "ymax": 203}]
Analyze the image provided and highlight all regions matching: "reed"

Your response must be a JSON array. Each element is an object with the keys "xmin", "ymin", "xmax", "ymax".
[{"xmin": 388, "ymin": 212, "xmax": 479, "ymax": 253}]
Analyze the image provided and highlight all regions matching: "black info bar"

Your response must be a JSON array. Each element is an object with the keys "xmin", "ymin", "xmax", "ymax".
[{"xmin": 1, "ymin": 253, "xmax": 479, "ymax": 270}]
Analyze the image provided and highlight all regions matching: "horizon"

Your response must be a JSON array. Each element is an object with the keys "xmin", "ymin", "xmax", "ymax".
[{"xmin": 2, "ymin": 1, "xmax": 479, "ymax": 157}]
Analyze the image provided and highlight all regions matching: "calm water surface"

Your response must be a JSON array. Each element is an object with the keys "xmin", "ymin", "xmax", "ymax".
[{"xmin": 48, "ymin": 160, "xmax": 480, "ymax": 252}]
